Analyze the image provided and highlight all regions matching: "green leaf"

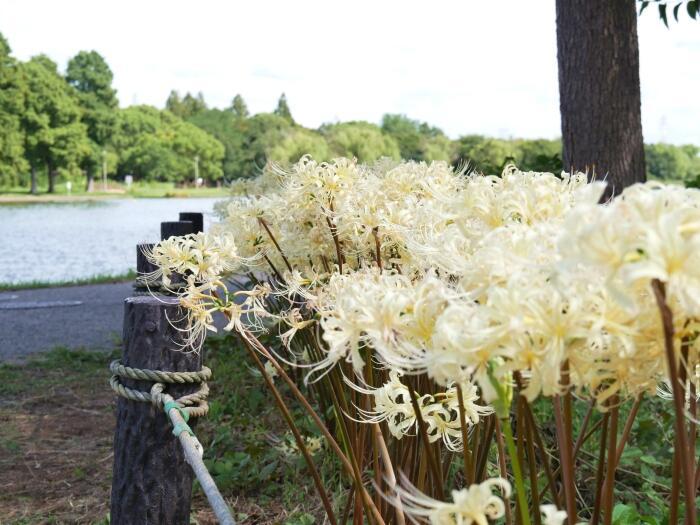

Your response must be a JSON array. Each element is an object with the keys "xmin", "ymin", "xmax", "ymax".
[
  {"xmin": 659, "ymin": 3, "xmax": 669, "ymax": 27},
  {"xmin": 673, "ymin": 2, "xmax": 681, "ymax": 21},
  {"xmin": 640, "ymin": 1, "xmax": 650, "ymax": 15},
  {"xmin": 688, "ymin": 0, "xmax": 698, "ymax": 19}
]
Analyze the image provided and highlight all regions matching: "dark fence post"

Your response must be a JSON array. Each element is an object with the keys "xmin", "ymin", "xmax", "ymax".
[
  {"xmin": 135, "ymin": 243, "xmax": 158, "ymax": 290},
  {"xmin": 179, "ymin": 212, "xmax": 204, "ymax": 234},
  {"xmin": 161, "ymin": 220, "xmax": 195, "ymax": 240},
  {"xmin": 110, "ymin": 295, "xmax": 203, "ymax": 525}
]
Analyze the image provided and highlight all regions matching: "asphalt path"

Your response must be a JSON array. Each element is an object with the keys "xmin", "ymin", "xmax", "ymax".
[{"xmin": 0, "ymin": 282, "xmax": 134, "ymax": 362}]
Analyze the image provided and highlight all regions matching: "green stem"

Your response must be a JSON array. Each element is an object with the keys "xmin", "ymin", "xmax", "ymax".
[{"xmin": 502, "ymin": 416, "xmax": 532, "ymax": 525}]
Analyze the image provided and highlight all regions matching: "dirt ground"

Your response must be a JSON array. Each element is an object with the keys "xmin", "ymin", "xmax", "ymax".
[
  {"xmin": 0, "ymin": 344, "xmax": 325, "ymax": 525},
  {"xmin": 0, "ymin": 349, "xmax": 224, "ymax": 525}
]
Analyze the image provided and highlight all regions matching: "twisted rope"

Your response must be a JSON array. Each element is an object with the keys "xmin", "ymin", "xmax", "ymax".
[
  {"xmin": 108, "ymin": 358, "xmax": 234, "ymax": 524},
  {"xmin": 109, "ymin": 359, "xmax": 210, "ymax": 418}
]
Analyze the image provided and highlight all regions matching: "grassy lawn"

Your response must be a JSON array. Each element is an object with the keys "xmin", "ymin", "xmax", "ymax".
[
  {"xmin": 0, "ymin": 335, "xmax": 331, "ymax": 525},
  {"xmin": 0, "ymin": 270, "xmax": 137, "ymax": 292},
  {"xmin": 0, "ymin": 181, "xmax": 230, "ymax": 204}
]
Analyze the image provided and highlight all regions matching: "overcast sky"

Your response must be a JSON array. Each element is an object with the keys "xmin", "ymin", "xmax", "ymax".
[{"xmin": 2, "ymin": 0, "xmax": 698, "ymax": 144}]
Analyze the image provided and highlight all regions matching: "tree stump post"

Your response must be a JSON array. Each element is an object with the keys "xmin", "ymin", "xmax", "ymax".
[
  {"xmin": 178, "ymin": 212, "xmax": 204, "ymax": 234},
  {"xmin": 135, "ymin": 243, "xmax": 158, "ymax": 291},
  {"xmin": 161, "ymin": 220, "xmax": 195, "ymax": 240},
  {"xmin": 110, "ymin": 295, "xmax": 203, "ymax": 524}
]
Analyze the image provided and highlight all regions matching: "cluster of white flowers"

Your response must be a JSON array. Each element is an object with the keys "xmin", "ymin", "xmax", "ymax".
[
  {"xmin": 150, "ymin": 157, "xmax": 700, "ymax": 405},
  {"xmin": 356, "ymin": 370, "xmax": 493, "ymax": 451},
  {"xmin": 148, "ymin": 156, "xmax": 700, "ymax": 522}
]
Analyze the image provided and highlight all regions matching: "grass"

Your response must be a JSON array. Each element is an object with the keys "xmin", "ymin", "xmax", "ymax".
[
  {"xmin": 0, "ymin": 270, "xmax": 137, "ymax": 291},
  {"xmin": 0, "ymin": 335, "xmax": 330, "ymax": 524},
  {"xmin": 0, "ymin": 180, "xmax": 231, "ymax": 204}
]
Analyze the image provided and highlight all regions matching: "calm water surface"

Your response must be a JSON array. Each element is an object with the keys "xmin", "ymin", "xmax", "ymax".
[{"xmin": 0, "ymin": 198, "xmax": 222, "ymax": 285}]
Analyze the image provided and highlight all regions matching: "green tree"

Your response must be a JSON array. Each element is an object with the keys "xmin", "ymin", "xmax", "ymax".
[
  {"xmin": 267, "ymin": 127, "xmax": 329, "ymax": 165},
  {"xmin": 114, "ymin": 105, "xmax": 224, "ymax": 183},
  {"xmin": 0, "ymin": 32, "xmax": 28, "ymax": 187},
  {"xmin": 453, "ymin": 135, "xmax": 515, "ymax": 175},
  {"xmin": 381, "ymin": 114, "xmax": 453, "ymax": 161},
  {"xmin": 274, "ymin": 93, "xmax": 293, "ymax": 122},
  {"xmin": 237, "ymin": 112, "xmax": 294, "ymax": 175},
  {"xmin": 166, "ymin": 90, "xmax": 207, "ymax": 119},
  {"xmin": 645, "ymin": 143, "xmax": 698, "ymax": 182},
  {"xmin": 320, "ymin": 121, "xmax": 400, "ymax": 162},
  {"xmin": 228, "ymin": 94, "xmax": 249, "ymax": 119},
  {"xmin": 188, "ymin": 109, "xmax": 247, "ymax": 178},
  {"xmin": 22, "ymin": 55, "xmax": 89, "ymax": 193},
  {"xmin": 66, "ymin": 50, "xmax": 119, "ymax": 191},
  {"xmin": 513, "ymin": 138, "xmax": 562, "ymax": 172}
]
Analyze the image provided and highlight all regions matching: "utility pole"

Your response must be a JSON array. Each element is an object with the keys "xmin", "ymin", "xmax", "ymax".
[{"xmin": 102, "ymin": 149, "xmax": 108, "ymax": 191}]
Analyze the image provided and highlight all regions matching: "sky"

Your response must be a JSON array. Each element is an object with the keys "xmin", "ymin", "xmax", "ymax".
[{"xmin": 1, "ymin": 0, "xmax": 699, "ymax": 144}]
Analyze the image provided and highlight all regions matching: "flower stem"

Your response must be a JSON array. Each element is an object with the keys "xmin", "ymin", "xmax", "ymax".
[{"xmin": 501, "ymin": 415, "xmax": 532, "ymax": 525}]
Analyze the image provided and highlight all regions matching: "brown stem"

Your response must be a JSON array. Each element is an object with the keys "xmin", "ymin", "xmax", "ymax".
[
  {"xmin": 494, "ymin": 417, "xmax": 514, "ymax": 525},
  {"xmin": 407, "ymin": 387, "xmax": 444, "ymax": 500},
  {"xmin": 326, "ymin": 216, "xmax": 344, "ymax": 273},
  {"xmin": 372, "ymin": 227, "xmax": 383, "ymax": 271},
  {"xmin": 242, "ymin": 339, "xmax": 338, "ymax": 525},
  {"xmin": 590, "ymin": 412, "xmax": 610, "ymax": 525},
  {"xmin": 475, "ymin": 415, "xmax": 496, "ymax": 483},
  {"xmin": 258, "ymin": 217, "xmax": 293, "ymax": 273},
  {"xmin": 670, "ymin": 452, "xmax": 681, "ymax": 525},
  {"xmin": 613, "ymin": 393, "xmax": 643, "ymax": 467},
  {"xmin": 241, "ymin": 331, "xmax": 385, "ymax": 525},
  {"xmin": 523, "ymin": 403, "xmax": 561, "ymax": 508},
  {"xmin": 553, "ymin": 394, "xmax": 577, "ymax": 520},
  {"xmin": 573, "ymin": 399, "xmax": 596, "ymax": 458},
  {"xmin": 602, "ymin": 400, "xmax": 619, "ymax": 525},
  {"xmin": 521, "ymin": 397, "xmax": 542, "ymax": 525},
  {"xmin": 456, "ymin": 384, "xmax": 475, "ymax": 486},
  {"xmin": 652, "ymin": 279, "xmax": 697, "ymax": 524},
  {"xmin": 341, "ymin": 485, "xmax": 355, "ymax": 525}
]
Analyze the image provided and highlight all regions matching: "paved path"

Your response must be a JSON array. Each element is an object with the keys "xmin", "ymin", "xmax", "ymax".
[{"xmin": 0, "ymin": 282, "xmax": 134, "ymax": 361}]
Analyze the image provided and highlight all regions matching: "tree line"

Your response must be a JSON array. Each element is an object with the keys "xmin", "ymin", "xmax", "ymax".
[{"xmin": 1, "ymin": 31, "xmax": 698, "ymax": 193}]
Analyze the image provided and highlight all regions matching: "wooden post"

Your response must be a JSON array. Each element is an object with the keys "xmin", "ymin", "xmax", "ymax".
[
  {"xmin": 161, "ymin": 220, "xmax": 195, "ymax": 241},
  {"xmin": 135, "ymin": 242, "xmax": 158, "ymax": 290},
  {"xmin": 110, "ymin": 295, "xmax": 203, "ymax": 524},
  {"xmin": 179, "ymin": 212, "xmax": 204, "ymax": 234}
]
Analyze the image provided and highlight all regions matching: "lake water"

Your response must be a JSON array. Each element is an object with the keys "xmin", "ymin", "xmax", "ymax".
[{"xmin": 0, "ymin": 198, "xmax": 222, "ymax": 285}]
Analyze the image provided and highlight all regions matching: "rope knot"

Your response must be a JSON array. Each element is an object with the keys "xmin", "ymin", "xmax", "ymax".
[{"xmin": 109, "ymin": 359, "xmax": 210, "ymax": 418}]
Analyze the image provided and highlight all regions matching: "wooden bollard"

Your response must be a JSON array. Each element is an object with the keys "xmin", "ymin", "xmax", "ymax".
[
  {"xmin": 135, "ymin": 243, "xmax": 158, "ymax": 289},
  {"xmin": 110, "ymin": 296, "xmax": 203, "ymax": 524},
  {"xmin": 178, "ymin": 212, "xmax": 204, "ymax": 234},
  {"xmin": 161, "ymin": 220, "xmax": 195, "ymax": 241}
]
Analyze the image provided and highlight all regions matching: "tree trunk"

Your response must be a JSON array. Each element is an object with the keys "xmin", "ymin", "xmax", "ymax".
[
  {"xmin": 86, "ymin": 169, "xmax": 94, "ymax": 192},
  {"xmin": 47, "ymin": 163, "xmax": 55, "ymax": 193},
  {"xmin": 555, "ymin": 0, "xmax": 646, "ymax": 197},
  {"xmin": 30, "ymin": 165, "xmax": 38, "ymax": 194}
]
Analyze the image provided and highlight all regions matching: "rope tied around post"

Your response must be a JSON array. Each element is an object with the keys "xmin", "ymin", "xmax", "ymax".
[
  {"xmin": 109, "ymin": 359, "xmax": 211, "ymax": 418},
  {"xmin": 109, "ymin": 359, "xmax": 235, "ymax": 525}
]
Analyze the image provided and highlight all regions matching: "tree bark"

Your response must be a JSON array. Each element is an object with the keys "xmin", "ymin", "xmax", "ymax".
[
  {"xmin": 110, "ymin": 296, "xmax": 203, "ymax": 524},
  {"xmin": 86, "ymin": 169, "xmax": 95, "ymax": 192},
  {"xmin": 556, "ymin": 0, "xmax": 646, "ymax": 197},
  {"xmin": 47, "ymin": 163, "xmax": 56, "ymax": 193},
  {"xmin": 30, "ymin": 165, "xmax": 38, "ymax": 194}
]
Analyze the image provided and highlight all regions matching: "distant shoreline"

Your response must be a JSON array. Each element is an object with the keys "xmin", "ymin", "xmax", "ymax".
[
  {"xmin": 0, "ymin": 270, "xmax": 137, "ymax": 291},
  {"xmin": 0, "ymin": 190, "xmax": 229, "ymax": 205}
]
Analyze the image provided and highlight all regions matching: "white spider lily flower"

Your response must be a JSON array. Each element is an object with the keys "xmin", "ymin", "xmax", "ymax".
[
  {"xmin": 393, "ymin": 477, "xmax": 511, "ymax": 525},
  {"xmin": 540, "ymin": 504, "xmax": 568, "ymax": 525}
]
